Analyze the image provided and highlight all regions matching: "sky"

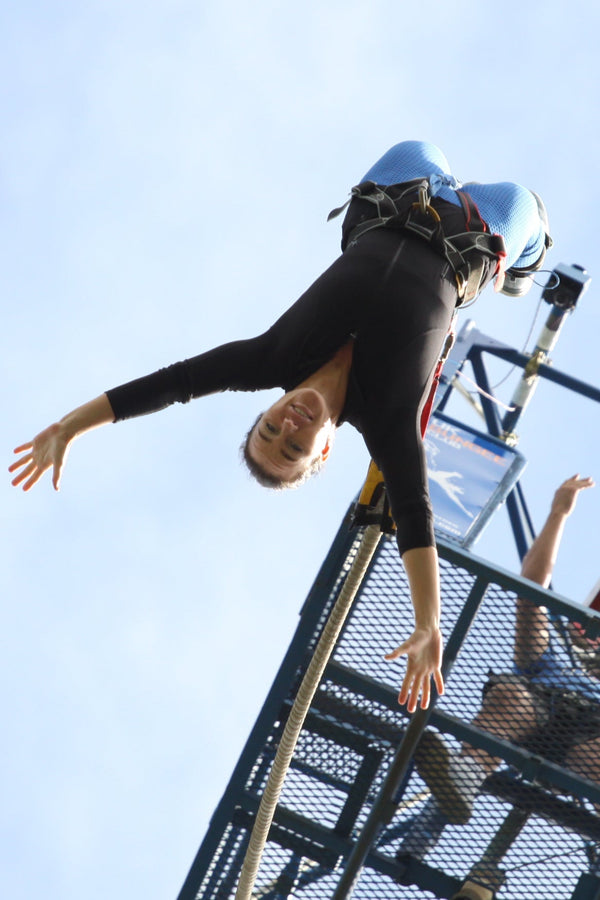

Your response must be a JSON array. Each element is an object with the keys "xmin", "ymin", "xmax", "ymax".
[{"xmin": 3, "ymin": 2, "xmax": 600, "ymax": 898}]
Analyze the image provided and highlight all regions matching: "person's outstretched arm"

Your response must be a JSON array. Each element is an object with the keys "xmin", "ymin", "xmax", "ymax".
[
  {"xmin": 385, "ymin": 545, "xmax": 444, "ymax": 712},
  {"xmin": 9, "ymin": 394, "xmax": 115, "ymax": 492},
  {"xmin": 9, "ymin": 331, "xmax": 284, "ymax": 494},
  {"xmin": 515, "ymin": 474, "xmax": 594, "ymax": 669}
]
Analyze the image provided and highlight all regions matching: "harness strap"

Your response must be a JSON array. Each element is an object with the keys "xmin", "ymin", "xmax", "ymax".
[
  {"xmin": 329, "ymin": 179, "xmax": 507, "ymax": 304},
  {"xmin": 327, "ymin": 177, "xmax": 426, "ymax": 223}
]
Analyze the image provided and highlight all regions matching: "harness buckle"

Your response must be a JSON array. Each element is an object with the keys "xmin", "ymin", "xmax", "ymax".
[
  {"xmin": 411, "ymin": 199, "xmax": 441, "ymax": 224},
  {"xmin": 405, "ymin": 201, "xmax": 442, "ymax": 243},
  {"xmin": 455, "ymin": 270, "xmax": 467, "ymax": 297}
]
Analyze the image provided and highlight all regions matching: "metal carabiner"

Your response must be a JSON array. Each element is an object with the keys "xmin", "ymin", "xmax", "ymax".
[
  {"xmin": 418, "ymin": 181, "xmax": 430, "ymax": 215},
  {"xmin": 411, "ymin": 199, "xmax": 441, "ymax": 224}
]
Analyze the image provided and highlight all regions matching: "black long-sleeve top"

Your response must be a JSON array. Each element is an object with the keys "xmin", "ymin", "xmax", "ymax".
[{"xmin": 107, "ymin": 226, "xmax": 459, "ymax": 555}]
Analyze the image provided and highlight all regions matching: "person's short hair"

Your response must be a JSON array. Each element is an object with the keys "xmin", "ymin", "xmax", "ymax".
[{"xmin": 240, "ymin": 414, "xmax": 325, "ymax": 490}]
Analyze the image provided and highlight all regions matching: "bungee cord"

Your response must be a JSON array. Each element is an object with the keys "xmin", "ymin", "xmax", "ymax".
[{"xmin": 234, "ymin": 524, "xmax": 382, "ymax": 900}]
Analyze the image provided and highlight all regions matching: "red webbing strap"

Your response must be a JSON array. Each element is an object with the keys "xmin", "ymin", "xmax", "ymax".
[
  {"xmin": 420, "ymin": 324, "xmax": 456, "ymax": 436},
  {"xmin": 420, "ymin": 358, "xmax": 443, "ymax": 437}
]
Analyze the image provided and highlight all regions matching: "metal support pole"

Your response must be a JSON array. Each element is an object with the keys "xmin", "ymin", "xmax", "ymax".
[
  {"xmin": 501, "ymin": 303, "xmax": 572, "ymax": 439},
  {"xmin": 331, "ymin": 576, "xmax": 490, "ymax": 899},
  {"xmin": 505, "ymin": 480, "xmax": 537, "ymax": 562},
  {"xmin": 467, "ymin": 805, "xmax": 530, "ymax": 893},
  {"xmin": 501, "ymin": 262, "xmax": 590, "ymax": 439}
]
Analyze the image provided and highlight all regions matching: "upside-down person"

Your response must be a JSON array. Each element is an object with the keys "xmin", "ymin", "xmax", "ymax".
[{"xmin": 9, "ymin": 141, "xmax": 551, "ymax": 712}]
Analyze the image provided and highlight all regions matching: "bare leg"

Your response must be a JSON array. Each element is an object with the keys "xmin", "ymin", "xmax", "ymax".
[
  {"xmin": 414, "ymin": 681, "xmax": 538, "ymax": 824},
  {"xmin": 464, "ymin": 681, "xmax": 538, "ymax": 773},
  {"xmin": 566, "ymin": 736, "xmax": 600, "ymax": 786}
]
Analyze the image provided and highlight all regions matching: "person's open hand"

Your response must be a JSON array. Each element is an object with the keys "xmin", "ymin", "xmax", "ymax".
[
  {"xmin": 551, "ymin": 474, "xmax": 594, "ymax": 518},
  {"xmin": 385, "ymin": 625, "xmax": 444, "ymax": 712},
  {"xmin": 9, "ymin": 423, "xmax": 71, "ymax": 492}
]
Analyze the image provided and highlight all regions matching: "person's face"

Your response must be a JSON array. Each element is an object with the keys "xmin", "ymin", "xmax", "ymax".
[{"xmin": 247, "ymin": 388, "xmax": 333, "ymax": 482}]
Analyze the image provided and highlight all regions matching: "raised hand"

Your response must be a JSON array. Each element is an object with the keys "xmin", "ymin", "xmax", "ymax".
[{"xmin": 551, "ymin": 474, "xmax": 594, "ymax": 518}]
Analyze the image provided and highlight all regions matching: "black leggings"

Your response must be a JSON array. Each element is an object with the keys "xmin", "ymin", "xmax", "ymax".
[{"xmin": 271, "ymin": 225, "xmax": 459, "ymax": 551}]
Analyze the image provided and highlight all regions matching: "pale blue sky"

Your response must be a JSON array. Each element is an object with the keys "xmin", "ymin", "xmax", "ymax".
[{"xmin": 3, "ymin": 2, "xmax": 600, "ymax": 898}]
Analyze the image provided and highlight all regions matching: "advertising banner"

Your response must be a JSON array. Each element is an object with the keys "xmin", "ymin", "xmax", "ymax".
[{"xmin": 425, "ymin": 412, "xmax": 526, "ymax": 548}]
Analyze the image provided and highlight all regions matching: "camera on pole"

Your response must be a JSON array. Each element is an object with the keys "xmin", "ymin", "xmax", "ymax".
[{"xmin": 542, "ymin": 262, "xmax": 591, "ymax": 310}]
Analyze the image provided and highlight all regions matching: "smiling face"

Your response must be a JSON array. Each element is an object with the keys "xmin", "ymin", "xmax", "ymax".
[{"xmin": 246, "ymin": 388, "xmax": 334, "ymax": 485}]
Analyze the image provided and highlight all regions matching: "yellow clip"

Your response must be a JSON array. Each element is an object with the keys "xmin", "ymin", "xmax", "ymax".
[
  {"xmin": 358, "ymin": 459, "xmax": 386, "ymax": 507},
  {"xmin": 353, "ymin": 460, "xmax": 397, "ymax": 534},
  {"xmin": 524, "ymin": 349, "xmax": 546, "ymax": 379},
  {"xmin": 412, "ymin": 199, "xmax": 441, "ymax": 223}
]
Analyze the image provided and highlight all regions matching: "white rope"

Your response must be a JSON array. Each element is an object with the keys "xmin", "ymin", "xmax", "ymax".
[
  {"xmin": 453, "ymin": 369, "xmax": 516, "ymax": 412},
  {"xmin": 234, "ymin": 524, "xmax": 382, "ymax": 900}
]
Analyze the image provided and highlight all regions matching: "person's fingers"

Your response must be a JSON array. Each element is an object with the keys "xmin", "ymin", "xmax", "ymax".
[
  {"xmin": 401, "ymin": 682, "xmax": 413, "ymax": 712},
  {"xmin": 398, "ymin": 667, "xmax": 413, "ymax": 706},
  {"xmin": 567, "ymin": 474, "xmax": 593, "ymax": 490},
  {"xmin": 407, "ymin": 678, "xmax": 421, "ymax": 713},
  {"xmin": 434, "ymin": 669, "xmax": 445, "ymax": 696},
  {"xmin": 384, "ymin": 643, "xmax": 407, "ymax": 661},
  {"xmin": 11, "ymin": 461, "xmax": 36, "ymax": 487},
  {"xmin": 52, "ymin": 461, "xmax": 63, "ymax": 491},
  {"xmin": 8, "ymin": 452, "xmax": 33, "ymax": 473},
  {"xmin": 13, "ymin": 443, "xmax": 33, "ymax": 454},
  {"xmin": 404, "ymin": 659, "xmax": 421, "ymax": 712},
  {"xmin": 23, "ymin": 468, "xmax": 44, "ymax": 492}
]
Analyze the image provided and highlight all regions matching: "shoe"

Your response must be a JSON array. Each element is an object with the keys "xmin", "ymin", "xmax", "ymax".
[{"xmin": 414, "ymin": 730, "xmax": 484, "ymax": 825}]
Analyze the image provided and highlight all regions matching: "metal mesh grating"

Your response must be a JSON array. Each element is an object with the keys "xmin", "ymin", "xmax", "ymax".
[{"xmin": 182, "ymin": 525, "xmax": 600, "ymax": 900}]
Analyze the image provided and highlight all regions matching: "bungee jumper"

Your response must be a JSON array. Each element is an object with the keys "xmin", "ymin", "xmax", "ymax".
[{"xmin": 9, "ymin": 140, "xmax": 551, "ymax": 713}]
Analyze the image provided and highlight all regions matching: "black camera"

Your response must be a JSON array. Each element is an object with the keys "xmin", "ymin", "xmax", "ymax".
[{"xmin": 542, "ymin": 263, "xmax": 591, "ymax": 310}]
